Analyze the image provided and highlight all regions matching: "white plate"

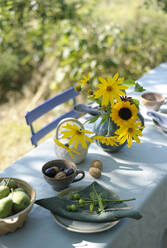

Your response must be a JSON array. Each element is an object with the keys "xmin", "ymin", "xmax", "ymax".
[{"xmin": 51, "ymin": 186, "xmax": 120, "ymax": 233}]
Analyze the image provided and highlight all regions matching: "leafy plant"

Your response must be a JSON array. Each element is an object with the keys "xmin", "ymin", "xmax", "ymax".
[
  {"xmin": 1, "ymin": 0, "xmax": 167, "ymax": 102},
  {"xmin": 67, "ymin": 184, "xmax": 136, "ymax": 213}
]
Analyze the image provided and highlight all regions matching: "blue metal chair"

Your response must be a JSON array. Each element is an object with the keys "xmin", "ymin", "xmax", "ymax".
[{"xmin": 25, "ymin": 87, "xmax": 79, "ymax": 147}]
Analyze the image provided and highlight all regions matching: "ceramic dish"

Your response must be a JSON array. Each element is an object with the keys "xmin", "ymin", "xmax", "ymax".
[
  {"xmin": 141, "ymin": 92, "xmax": 166, "ymax": 111},
  {"xmin": 51, "ymin": 186, "xmax": 120, "ymax": 233},
  {"xmin": 42, "ymin": 159, "xmax": 85, "ymax": 191}
]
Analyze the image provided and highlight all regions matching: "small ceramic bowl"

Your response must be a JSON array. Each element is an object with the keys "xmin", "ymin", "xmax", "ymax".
[
  {"xmin": 0, "ymin": 177, "xmax": 36, "ymax": 235},
  {"xmin": 141, "ymin": 92, "xmax": 166, "ymax": 111},
  {"xmin": 42, "ymin": 159, "xmax": 85, "ymax": 191}
]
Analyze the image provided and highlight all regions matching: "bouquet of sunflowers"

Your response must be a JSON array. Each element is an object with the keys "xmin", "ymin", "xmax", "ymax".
[{"xmin": 54, "ymin": 72, "xmax": 145, "ymax": 158}]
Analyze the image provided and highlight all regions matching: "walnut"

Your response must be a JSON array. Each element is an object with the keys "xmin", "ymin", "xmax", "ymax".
[
  {"xmin": 90, "ymin": 160, "xmax": 103, "ymax": 170},
  {"xmin": 54, "ymin": 172, "xmax": 66, "ymax": 180},
  {"xmin": 89, "ymin": 167, "xmax": 101, "ymax": 179},
  {"xmin": 52, "ymin": 166, "xmax": 59, "ymax": 173}
]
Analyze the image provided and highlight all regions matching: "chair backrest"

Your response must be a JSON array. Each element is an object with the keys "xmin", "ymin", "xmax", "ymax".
[{"xmin": 25, "ymin": 87, "xmax": 79, "ymax": 147}]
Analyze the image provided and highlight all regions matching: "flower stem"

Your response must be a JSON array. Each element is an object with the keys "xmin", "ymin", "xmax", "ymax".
[
  {"xmin": 107, "ymin": 117, "xmax": 111, "ymax": 136},
  {"xmin": 73, "ymin": 198, "xmax": 136, "ymax": 204}
]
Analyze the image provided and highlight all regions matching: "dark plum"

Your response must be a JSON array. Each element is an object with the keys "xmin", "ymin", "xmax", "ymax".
[
  {"xmin": 45, "ymin": 167, "xmax": 57, "ymax": 177},
  {"xmin": 64, "ymin": 168, "xmax": 74, "ymax": 176},
  {"xmin": 59, "ymin": 167, "xmax": 65, "ymax": 172}
]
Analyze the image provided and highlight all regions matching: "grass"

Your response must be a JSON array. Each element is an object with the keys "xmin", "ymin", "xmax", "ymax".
[
  {"xmin": 0, "ymin": 119, "xmax": 32, "ymax": 170},
  {"xmin": 0, "ymin": 98, "xmax": 69, "ymax": 171},
  {"xmin": 0, "ymin": 99, "xmax": 31, "ymax": 170}
]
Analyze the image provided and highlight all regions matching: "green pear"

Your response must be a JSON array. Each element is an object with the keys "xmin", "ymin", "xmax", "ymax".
[
  {"xmin": 0, "ymin": 196, "xmax": 13, "ymax": 218},
  {"xmin": 14, "ymin": 188, "xmax": 25, "ymax": 192},
  {"xmin": 0, "ymin": 185, "xmax": 10, "ymax": 199},
  {"xmin": 12, "ymin": 191, "xmax": 30, "ymax": 213}
]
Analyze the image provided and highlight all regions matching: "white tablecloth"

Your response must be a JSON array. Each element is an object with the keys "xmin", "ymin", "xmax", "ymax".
[{"xmin": 0, "ymin": 63, "xmax": 167, "ymax": 248}]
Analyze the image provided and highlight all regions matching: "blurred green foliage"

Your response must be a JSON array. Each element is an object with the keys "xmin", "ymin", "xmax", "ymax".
[
  {"xmin": 0, "ymin": 0, "xmax": 167, "ymax": 101},
  {"xmin": 0, "ymin": 0, "xmax": 94, "ymax": 101}
]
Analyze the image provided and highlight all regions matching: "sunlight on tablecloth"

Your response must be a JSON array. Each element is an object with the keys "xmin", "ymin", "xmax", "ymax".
[{"xmin": 72, "ymin": 240, "xmax": 106, "ymax": 248}]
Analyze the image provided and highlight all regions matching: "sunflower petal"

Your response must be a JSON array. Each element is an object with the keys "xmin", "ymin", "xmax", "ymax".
[
  {"xmin": 74, "ymin": 138, "xmax": 79, "ymax": 149},
  {"xmin": 113, "ymin": 72, "xmax": 119, "ymax": 81},
  {"xmin": 68, "ymin": 135, "xmax": 77, "ymax": 146},
  {"xmin": 79, "ymin": 136, "xmax": 88, "ymax": 149},
  {"xmin": 127, "ymin": 136, "xmax": 133, "ymax": 148},
  {"xmin": 69, "ymin": 150, "xmax": 75, "ymax": 158},
  {"xmin": 98, "ymin": 77, "xmax": 108, "ymax": 85}
]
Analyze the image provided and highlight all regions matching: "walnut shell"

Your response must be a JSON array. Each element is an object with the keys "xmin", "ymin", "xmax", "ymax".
[
  {"xmin": 54, "ymin": 172, "xmax": 66, "ymax": 180},
  {"xmin": 89, "ymin": 167, "xmax": 101, "ymax": 179},
  {"xmin": 90, "ymin": 160, "xmax": 103, "ymax": 170},
  {"xmin": 52, "ymin": 166, "xmax": 59, "ymax": 173}
]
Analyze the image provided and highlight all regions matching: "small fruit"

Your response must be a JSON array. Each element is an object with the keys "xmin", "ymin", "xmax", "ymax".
[
  {"xmin": 91, "ymin": 160, "xmax": 103, "ymax": 170},
  {"xmin": 89, "ymin": 167, "xmax": 101, "ymax": 178},
  {"xmin": 59, "ymin": 167, "xmax": 65, "ymax": 172},
  {"xmin": 66, "ymin": 205, "xmax": 72, "ymax": 211},
  {"xmin": 54, "ymin": 172, "xmax": 66, "ymax": 180},
  {"xmin": 14, "ymin": 188, "xmax": 25, "ymax": 192},
  {"xmin": 0, "ymin": 185, "xmax": 10, "ymax": 199},
  {"xmin": 52, "ymin": 166, "xmax": 59, "ymax": 173},
  {"xmin": 71, "ymin": 204, "xmax": 78, "ymax": 211},
  {"xmin": 69, "ymin": 192, "xmax": 75, "ymax": 200},
  {"xmin": 0, "ymin": 196, "xmax": 13, "ymax": 218},
  {"xmin": 45, "ymin": 167, "xmax": 57, "ymax": 177},
  {"xmin": 64, "ymin": 168, "xmax": 74, "ymax": 176},
  {"xmin": 78, "ymin": 199, "xmax": 85, "ymax": 206},
  {"xmin": 12, "ymin": 191, "xmax": 30, "ymax": 213},
  {"xmin": 73, "ymin": 193, "xmax": 80, "ymax": 200}
]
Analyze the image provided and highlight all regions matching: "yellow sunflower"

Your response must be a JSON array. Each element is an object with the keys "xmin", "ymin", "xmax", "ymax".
[
  {"xmin": 93, "ymin": 136, "xmax": 118, "ymax": 146},
  {"xmin": 115, "ymin": 121, "xmax": 145, "ymax": 148},
  {"xmin": 54, "ymin": 139, "xmax": 80, "ymax": 158},
  {"xmin": 77, "ymin": 72, "xmax": 91, "ymax": 86},
  {"xmin": 110, "ymin": 101, "xmax": 138, "ymax": 127},
  {"xmin": 60, "ymin": 123, "xmax": 94, "ymax": 149},
  {"xmin": 93, "ymin": 72, "xmax": 128, "ymax": 107}
]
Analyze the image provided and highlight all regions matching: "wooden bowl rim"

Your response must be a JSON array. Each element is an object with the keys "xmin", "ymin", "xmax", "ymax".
[{"xmin": 141, "ymin": 92, "xmax": 165, "ymax": 103}]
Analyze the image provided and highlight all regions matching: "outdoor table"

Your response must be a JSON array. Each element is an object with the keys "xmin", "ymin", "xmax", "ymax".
[{"xmin": 0, "ymin": 63, "xmax": 167, "ymax": 248}]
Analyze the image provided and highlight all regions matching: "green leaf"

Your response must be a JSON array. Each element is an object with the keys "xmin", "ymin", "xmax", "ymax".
[
  {"xmin": 95, "ymin": 98, "xmax": 102, "ymax": 106},
  {"xmin": 35, "ymin": 182, "xmax": 142, "ymax": 222},
  {"xmin": 134, "ymin": 82, "xmax": 146, "ymax": 92},
  {"xmin": 132, "ymin": 98, "xmax": 140, "ymax": 109},
  {"xmin": 93, "ymin": 184, "xmax": 104, "ymax": 212},
  {"xmin": 100, "ymin": 114, "xmax": 108, "ymax": 125},
  {"xmin": 122, "ymin": 79, "xmax": 136, "ymax": 87},
  {"xmin": 89, "ymin": 191, "xmax": 96, "ymax": 201},
  {"xmin": 88, "ymin": 116, "xmax": 99, "ymax": 124},
  {"xmin": 98, "ymin": 194, "xmax": 104, "ymax": 211},
  {"xmin": 89, "ymin": 202, "xmax": 94, "ymax": 212}
]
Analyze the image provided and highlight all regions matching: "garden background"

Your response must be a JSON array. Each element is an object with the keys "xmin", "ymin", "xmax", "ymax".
[{"xmin": 0, "ymin": 0, "xmax": 167, "ymax": 170}]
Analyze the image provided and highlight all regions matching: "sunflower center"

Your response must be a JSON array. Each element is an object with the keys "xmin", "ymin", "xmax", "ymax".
[
  {"xmin": 106, "ymin": 86, "xmax": 112, "ymax": 92},
  {"xmin": 128, "ymin": 128, "xmax": 133, "ymax": 133},
  {"xmin": 76, "ymin": 130, "xmax": 82, "ymax": 135},
  {"xmin": 119, "ymin": 108, "xmax": 132, "ymax": 120}
]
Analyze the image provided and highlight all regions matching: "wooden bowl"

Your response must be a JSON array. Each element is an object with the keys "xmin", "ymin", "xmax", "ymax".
[
  {"xmin": 0, "ymin": 177, "xmax": 36, "ymax": 235},
  {"xmin": 141, "ymin": 92, "xmax": 165, "ymax": 111}
]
